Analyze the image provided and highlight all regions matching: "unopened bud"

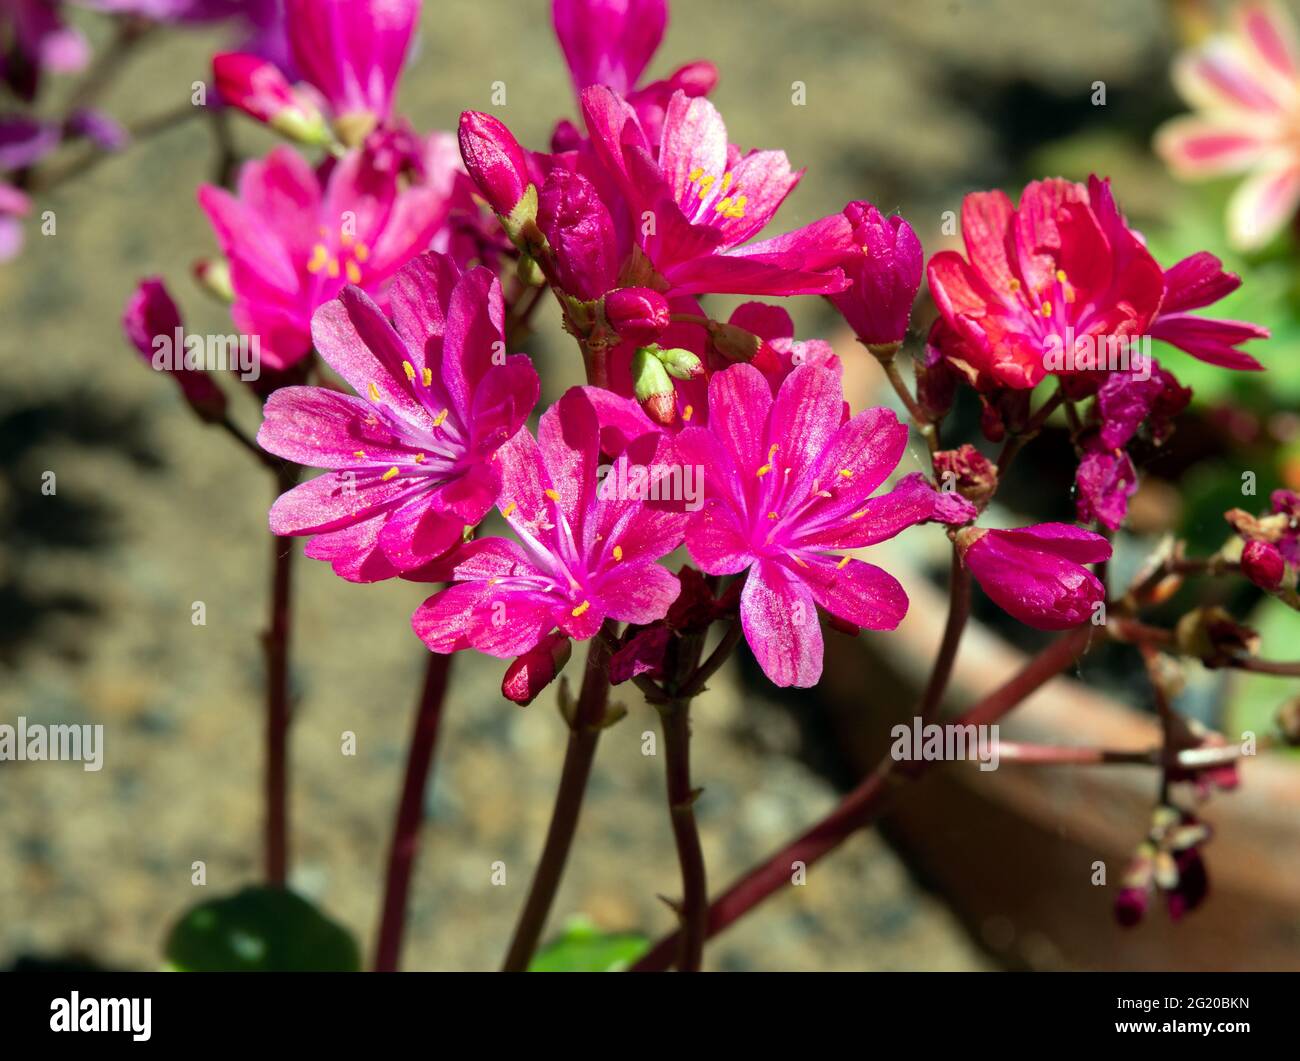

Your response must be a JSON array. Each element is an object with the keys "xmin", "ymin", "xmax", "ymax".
[
  {"xmin": 213, "ymin": 53, "xmax": 330, "ymax": 146},
  {"xmin": 1240, "ymin": 539, "xmax": 1285, "ymax": 590},
  {"xmin": 604, "ymin": 286, "xmax": 670, "ymax": 345},
  {"xmin": 631, "ymin": 346, "xmax": 677, "ymax": 426},
  {"xmin": 706, "ymin": 319, "xmax": 762, "ymax": 363},
  {"xmin": 193, "ymin": 257, "xmax": 234, "ymax": 303},
  {"xmin": 458, "ymin": 110, "xmax": 535, "ymax": 232},
  {"xmin": 502, "ymin": 632, "xmax": 572, "ymax": 707}
]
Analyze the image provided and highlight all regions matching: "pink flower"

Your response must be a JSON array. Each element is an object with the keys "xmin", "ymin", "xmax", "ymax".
[
  {"xmin": 673, "ymin": 363, "xmax": 976, "ymax": 687},
  {"xmin": 927, "ymin": 176, "xmax": 1265, "ymax": 390},
  {"xmin": 122, "ymin": 278, "xmax": 229, "ymax": 423},
  {"xmin": 575, "ymin": 86, "xmax": 854, "ymax": 299},
  {"xmin": 828, "ymin": 201, "xmax": 923, "ymax": 348},
  {"xmin": 0, "ymin": 182, "xmax": 31, "ymax": 262},
  {"xmin": 1155, "ymin": 1, "xmax": 1300, "ymax": 250},
  {"xmin": 551, "ymin": 0, "xmax": 716, "ymax": 143},
  {"xmin": 213, "ymin": 52, "xmax": 329, "ymax": 145},
  {"xmin": 956, "ymin": 523, "xmax": 1110, "ymax": 630},
  {"xmin": 410, "ymin": 387, "xmax": 689, "ymax": 655},
  {"xmin": 198, "ymin": 142, "xmax": 453, "ymax": 372},
  {"xmin": 284, "ymin": 0, "xmax": 419, "ymax": 142},
  {"xmin": 257, "ymin": 253, "xmax": 539, "ymax": 582}
]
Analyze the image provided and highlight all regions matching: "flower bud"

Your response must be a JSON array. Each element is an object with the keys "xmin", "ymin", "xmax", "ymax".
[
  {"xmin": 502, "ymin": 632, "xmax": 572, "ymax": 706},
  {"xmin": 933, "ymin": 445, "xmax": 997, "ymax": 508},
  {"xmin": 213, "ymin": 53, "xmax": 330, "ymax": 146},
  {"xmin": 192, "ymin": 257, "xmax": 234, "ymax": 303},
  {"xmin": 957, "ymin": 523, "xmax": 1110, "ymax": 630},
  {"xmin": 706, "ymin": 318, "xmax": 762, "ymax": 363},
  {"xmin": 604, "ymin": 286, "xmax": 670, "ymax": 345},
  {"xmin": 654, "ymin": 346, "xmax": 704, "ymax": 381},
  {"xmin": 631, "ymin": 346, "xmax": 677, "ymax": 426},
  {"xmin": 828, "ymin": 200, "xmax": 923, "ymax": 346},
  {"xmin": 1240, "ymin": 539, "xmax": 1285, "ymax": 590},
  {"xmin": 458, "ymin": 110, "xmax": 535, "ymax": 230},
  {"xmin": 123, "ymin": 279, "xmax": 227, "ymax": 424}
]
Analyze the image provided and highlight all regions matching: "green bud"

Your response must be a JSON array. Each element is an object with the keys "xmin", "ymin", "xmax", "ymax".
[
  {"xmin": 655, "ymin": 346, "xmax": 703, "ymax": 381},
  {"xmin": 631, "ymin": 346, "xmax": 677, "ymax": 426},
  {"xmin": 706, "ymin": 319, "xmax": 763, "ymax": 362}
]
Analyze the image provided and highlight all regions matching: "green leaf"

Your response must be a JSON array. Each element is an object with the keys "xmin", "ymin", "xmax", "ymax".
[
  {"xmin": 527, "ymin": 917, "xmax": 648, "ymax": 972},
  {"xmin": 164, "ymin": 886, "xmax": 360, "ymax": 972}
]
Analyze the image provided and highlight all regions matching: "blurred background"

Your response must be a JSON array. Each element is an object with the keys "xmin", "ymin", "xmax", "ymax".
[{"xmin": 2, "ymin": 0, "xmax": 1297, "ymax": 971}]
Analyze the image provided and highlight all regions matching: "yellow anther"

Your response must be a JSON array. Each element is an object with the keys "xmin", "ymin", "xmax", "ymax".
[
  {"xmin": 756, "ymin": 464, "xmax": 773, "ymax": 477},
  {"xmin": 612, "ymin": 545, "xmax": 623, "ymax": 561},
  {"xmin": 768, "ymin": 443, "xmax": 780, "ymax": 457},
  {"xmin": 413, "ymin": 453, "xmax": 426, "ymax": 463},
  {"xmin": 368, "ymin": 381, "xmax": 381, "ymax": 402},
  {"xmin": 838, "ymin": 468, "xmax": 853, "ymax": 478},
  {"xmin": 1056, "ymin": 269, "xmax": 1067, "ymax": 283},
  {"xmin": 345, "ymin": 259, "xmax": 362, "ymax": 285},
  {"xmin": 544, "ymin": 488, "xmax": 561, "ymax": 502},
  {"xmin": 1041, "ymin": 300, "xmax": 1053, "ymax": 318},
  {"xmin": 721, "ymin": 171, "xmax": 733, "ymax": 191},
  {"xmin": 402, "ymin": 360, "xmax": 416, "ymax": 381},
  {"xmin": 688, "ymin": 166, "xmax": 703, "ymax": 182},
  {"xmin": 327, "ymin": 258, "xmax": 341, "ymax": 279},
  {"xmin": 793, "ymin": 556, "xmax": 809, "ymax": 568},
  {"xmin": 432, "ymin": 408, "xmax": 448, "ymax": 428},
  {"xmin": 767, "ymin": 511, "xmax": 779, "ymax": 520},
  {"xmin": 353, "ymin": 242, "xmax": 370, "ymax": 263},
  {"xmin": 682, "ymin": 405, "xmax": 694, "ymax": 421},
  {"xmin": 715, "ymin": 197, "xmax": 733, "ymax": 214},
  {"xmin": 340, "ymin": 231, "xmax": 353, "ymax": 247},
  {"xmin": 849, "ymin": 509, "xmax": 867, "ymax": 520},
  {"xmin": 306, "ymin": 243, "xmax": 330, "ymax": 274},
  {"xmin": 837, "ymin": 555, "xmax": 851, "ymax": 569},
  {"xmin": 571, "ymin": 600, "xmax": 591, "ymax": 617},
  {"xmin": 502, "ymin": 501, "xmax": 517, "ymax": 517},
  {"xmin": 697, "ymin": 175, "xmax": 716, "ymax": 197},
  {"xmin": 1009, "ymin": 278, "xmax": 1021, "ymax": 292},
  {"xmin": 353, "ymin": 450, "xmax": 366, "ymax": 459},
  {"xmin": 422, "ymin": 367, "xmax": 433, "ymax": 387},
  {"xmin": 381, "ymin": 466, "xmax": 399, "ymax": 481}
]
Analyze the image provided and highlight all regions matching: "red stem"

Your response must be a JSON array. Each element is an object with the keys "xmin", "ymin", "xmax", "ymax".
[
  {"xmin": 372, "ymin": 651, "xmax": 454, "ymax": 972},
  {"xmin": 630, "ymin": 623, "xmax": 1097, "ymax": 971},
  {"xmin": 264, "ymin": 531, "xmax": 294, "ymax": 886}
]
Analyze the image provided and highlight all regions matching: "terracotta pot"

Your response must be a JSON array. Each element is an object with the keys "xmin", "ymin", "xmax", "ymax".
[{"xmin": 819, "ymin": 539, "xmax": 1300, "ymax": 971}]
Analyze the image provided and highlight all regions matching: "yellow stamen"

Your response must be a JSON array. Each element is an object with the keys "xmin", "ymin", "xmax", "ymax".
[
  {"xmin": 353, "ymin": 242, "xmax": 370, "ymax": 263},
  {"xmin": 849, "ymin": 509, "xmax": 867, "ymax": 520},
  {"xmin": 368, "ymin": 382, "xmax": 381, "ymax": 402},
  {"xmin": 432, "ymin": 408, "xmax": 448, "ymax": 427},
  {"xmin": 413, "ymin": 453, "xmax": 426, "ymax": 463},
  {"xmin": 571, "ymin": 600, "xmax": 591, "ymax": 617},
  {"xmin": 345, "ymin": 259, "xmax": 362, "ymax": 285},
  {"xmin": 381, "ymin": 466, "xmax": 399, "ymax": 481},
  {"xmin": 688, "ymin": 166, "xmax": 703, "ymax": 182},
  {"xmin": 306, "ymin": 243, "xmax": 330, "ymax": 274},
  {"xmin": 838, "ymin": 468, "xmax": 853, "ymax": 478},
  {"xmin": 326, "ymin": 258, "xmax": 340, "ymax": 279},
  {"xmin": 720, "ymin": 171, "xmax": 733, "ymax": 191},
  {"xmin": 612, "ymin": 545, "xmax": 623, "ymax": 561},
  {"xmin": 696, "ymin": 174, "xmax": 715, "ymax": 198},
  {"xmin": 837, "ymin": 555, "xmax": 851, "ymax": 569},
  {"xmin": 1009, "ymin": 278, "xmax": 1021, "ymax": 292},
  {"xmin": 422, "ymin": 367, "xmax": 433, "ymax": 387},
  {"xmin": 1041, "ymin": 300, "xmax": 1053, "ymax": 318},
  {"xmin": 502, "ymin": 501, "xmax": 517, "ymax": 517},
  {"xmin": 544, "ymin": 488, "xmax": 561, "ymax": 502},
  {"xmin": 756, "ymin": 464, "xmax": 773, "ymax": 477},
  {"xmin": 715, "ymin": 197, "xmax": 733, "ymax": 214},
  {"xmin": 402, "ymin": 360, "xmax": 416, "ymax": 381},
  {"xmin": 767, "ymin": 511, "xmax": 779, "ymax": 520},
  {"xmin": 682, "ymin": 405, "xmax": 694, "ymax": 421},
  {"xmin": 353, "ymin": 450, "xmax": 366, "ymax": 459},
  {"xmin": 1055, "ymin": 269, "xmax": 1067, "ymax": 283},
  {"xmin": 793, "ymin": 556, "xmax": 808, "ymax": 568}
]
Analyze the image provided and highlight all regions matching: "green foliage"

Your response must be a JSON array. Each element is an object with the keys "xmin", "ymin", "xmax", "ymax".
[
  {"xmin": 164, "ymin": 886, "xmax": 360, "ymax": 972},
  {"xmin": 527, "ymin": 917, "xmax": 648, "ymax": 972}
]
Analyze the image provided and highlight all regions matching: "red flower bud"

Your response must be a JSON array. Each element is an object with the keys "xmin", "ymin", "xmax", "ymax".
[
  {"xmin": 458, "ymin": 110, "xmax": 533, "ymax": 221},
  {"xmin": 501, "ymin": 632, "xmax": 572, "ymax": 706},
  {"xmin": 604, "ymin": 286, "xmax": 670, "ymax": 345},
  {"xmin": 213, "ymin": 53, "xmax": 328, "ymax": 145},
  {"xmin": 1240, "ymin": 539, "xmax": 1285, "ymax": 590},
  {"xmin": 122, "ymin": 279, "xmax": 227, "ymax": 424}
]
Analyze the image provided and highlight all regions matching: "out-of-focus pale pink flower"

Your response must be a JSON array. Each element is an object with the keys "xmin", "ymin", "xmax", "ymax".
[{"xmin": 1156, "ymin": 1, "xmax": 1300, "ymax": 250}]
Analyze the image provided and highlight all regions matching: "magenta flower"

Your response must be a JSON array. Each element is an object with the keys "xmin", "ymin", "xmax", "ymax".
[
  {"xmin": 122, "ymin": 278, "xmax": 228, "ymax": 423},
  {"xmin": 673, "ymin": 363, "xmax": 976, "ymax": 687},
  {"xmin": 956, "ymin": 523, "xmax": 1110, "ymax": 630},
  {"xmin": 410, "ymin": 387, "xmax": 689, "ymax": 656},
  {"xmin": 0, "ymin": 0, "xmax": 88, "ymax": 100},
  {"xmin": 551, "ymin": 0, "xmax": 716, "ymax": 143},
  {"xmin": 257, "ymin": 253, "xmax": 539, "ymax": 582},
  {"xmin": 927, "ymin": 176, "xmax": 1265, "ymax": 390},
  {"xmin": 198, "ymin": 143, "xmax": 453, "ymax": 372},
  {"xmin": 284, "ymin": 0, "xmax": 419, "ymax": 142},
  {"xmin": 577, "ymin": 86, "xmax": 854, "ymax": 299},
  {"xmin": 213, "ymin": 52, "xmax": 328, "ymax": 145},
  {"xmin": 828, "ymin": 201, "xmax": 923, "ymax": 348}
]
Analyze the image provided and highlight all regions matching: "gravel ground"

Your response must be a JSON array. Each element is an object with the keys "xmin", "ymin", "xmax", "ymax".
[{"xmin": 1, "ymin": 0, "xmax": 1175, "ymax": 970}]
